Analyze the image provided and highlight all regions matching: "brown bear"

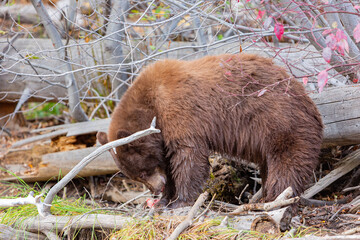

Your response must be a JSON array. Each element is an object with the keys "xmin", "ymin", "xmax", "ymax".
[{"xmin": 97, "ymin": 54, "xmax": 323, "ymax": 208}]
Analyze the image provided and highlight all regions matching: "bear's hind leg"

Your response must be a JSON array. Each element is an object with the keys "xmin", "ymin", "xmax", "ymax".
[{"xmin": 263, "ymin": 147, "xmax": 319, "ymax": 202}]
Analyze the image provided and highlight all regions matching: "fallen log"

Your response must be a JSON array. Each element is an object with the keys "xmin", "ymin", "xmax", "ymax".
[
  {"xmin": 11, "ymin": 118, "xmax": 110, "ymax": 148},
  {"xmin": 3, "ymin": 37, "xmax": 360, "ymax": 146},
  {"xmin": 0, "ymin": 3, "xmax": 58, "ymax": 25},
  {"xmin": 0, "ymin": 38, "xmax": 198, "ymax": 103},
  {"xmin": 229, "ymin": 187, "xmax": 295, "ymax": 232},
  {"xmin": 19, "ymin": 214, "xmax": 132, "ymax": 233},
  {"xmin": 0, "ymin": 224, "xmax": 45, "ymax": 240},
  {"xmin": 4, "ymin": 83, "xmax": 359, "ymax": 184},
  {"xmin": 5, "ymin": 83, "xmax": 360, "ymax": 184},
  {"xmin": 9, "ymin": 83, "xmax": 360, "ymax": 148},
  {"xmin": 302, "ymin": 149, "xmax": 360, "ymax": 199},
  {"xmin": 310, "ymin": 85, "xmax": 360, "ymax": 147},
  {"xmin": 1, "ymin": 147, "xmax": 117, "ymax": 182},
  {"xmin": 0, "ymin": 39, "xmax": 345, "ymax": 102},
  {"xmin": 229, "ymin": 207, "xmax": 293, "ymax": 233}
]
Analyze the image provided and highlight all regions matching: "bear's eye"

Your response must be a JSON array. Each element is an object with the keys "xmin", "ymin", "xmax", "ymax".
[{"xmin": 140, "ymin": 171, "xmax": 147, "ymax": 179}]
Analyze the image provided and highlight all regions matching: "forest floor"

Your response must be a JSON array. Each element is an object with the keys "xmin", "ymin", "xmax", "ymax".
[{"xmin": 0, "ymin": 116, "xmax": 359, "ymax": 239}]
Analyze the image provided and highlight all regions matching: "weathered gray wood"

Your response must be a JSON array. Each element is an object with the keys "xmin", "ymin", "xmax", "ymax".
[
  {"xmin": 19, "ymin": 214, "xmax": 132, "ymax": 232},
  {"xmin": 310, "ymin": 85, "xmax": 360, "ymax": 147},
  {"xmin": 0, "ymin": 224, "xmax": 45, "ymax": 240},
  {"xmin": 0, "ymin": 38, "xmax": 196, "ymax": 102},
  {"xmin": 1, "ymin": 147, "xmax": 117, "ymax": 182},
  {"xmin": 66, "ymin": 118, "xmax": 110, "ymax": 136},
  {"xmin": 228, "ymin": 207, "xmax": 292, "ymax": 232},
  {"xmin": 12, "ymin": 118, "xmax": 110, "ymax": 148},
  {"xmin": 11, "ymin": 128, "xmax": 68, "ymax": 148},
  {"xmin": 0, "ymin": 4, "xmax": 57, "ymax": 25},
  {"xmin": 302, "ymin": 149, "xmax": 360, "ymax": 199},
  {"xmin": 30, "ymin": 118, "xmax": 110, "ymax": 134},
  {"xmin": 0, "ymin": 38, "xmax": 345, "ymax": 102}
]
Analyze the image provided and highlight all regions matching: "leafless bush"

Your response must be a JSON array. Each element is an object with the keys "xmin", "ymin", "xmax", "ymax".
[{"xmin": 0, "ymin": 0, "xmax": 359, "ymax": 126}]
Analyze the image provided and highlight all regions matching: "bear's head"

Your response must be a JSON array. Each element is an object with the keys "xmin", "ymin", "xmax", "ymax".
[{"xmin": 97, "ymin": 131, "xmax": 167, "ymax": 196}]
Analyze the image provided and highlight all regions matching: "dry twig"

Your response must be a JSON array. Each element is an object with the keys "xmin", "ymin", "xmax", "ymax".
[
  {"xmin": 230, "ymin": 187, "xmax": 298, "ymax": 215},
  {"xmin": 166, "ymin": 191, "xmax": 209, "ymax": 240}
]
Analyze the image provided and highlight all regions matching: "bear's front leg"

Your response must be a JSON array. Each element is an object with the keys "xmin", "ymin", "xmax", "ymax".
[{"xmin": 167, "ymin": 146, "xmax": 210, "ymax": 208}]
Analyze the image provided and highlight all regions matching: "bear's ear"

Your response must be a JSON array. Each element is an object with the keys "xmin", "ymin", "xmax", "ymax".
[
  {"xmin": 96, "ymin": 132, "xmax": 108, "ymax": 145},
  {"xmin": 117, "ymin": 130, "xmax": 131, "ymax": 140}
]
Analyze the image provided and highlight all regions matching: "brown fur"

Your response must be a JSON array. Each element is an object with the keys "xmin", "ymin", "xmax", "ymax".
[{"xmin": 99, "ymin": 54, "xmax": 323, "ymax": 207}]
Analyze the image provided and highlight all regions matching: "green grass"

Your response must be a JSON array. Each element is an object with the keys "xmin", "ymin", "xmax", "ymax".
[
  {"xmin": 0, "ymin": 179, "xmax": 100, "ymax": 226},
  {"xmin": 24, "ymin": 102, "xmax": 66, "ymax": 120},
  {"xmin": 0, "ymin": 172, "xmax": 328, "ymax": 239}
]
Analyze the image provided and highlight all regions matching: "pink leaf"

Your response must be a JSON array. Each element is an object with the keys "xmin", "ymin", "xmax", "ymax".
[
  {"xmin": 257, "ymin": 88, "xmax": 267, "ymax": 97},
  {"xmin": 335, "ymin": 29, "xmax": 347, "ymax": 42},
  {"xmin": 302, "ymin": 77, "xmax": 308, "ymax": 85},
  {"xmin": 322, "ymin": 47, "xmax": 332, "ymax": 63},
  {"xmin": 325, "ymin": 34, "xmax": 337, "ymax": 50},
  {"xmin": 246, "ymin": 0, "xmax": 250, "ymax": 2},
  {"xmin": 256, "ymin": 10, "xmax": 265, "ymax": 20},
  {"xmin": 353, "ymin": 22, "xmax": 360, "ymax": 43},
  {"xmin": 354, "ymin": 5, "xmax": 360, "ymax": 9},
  {"xmin": 317, "ymin": 70, "xmax": 328, "ymax": 93},
  {"xmin": 336, "ymin": 39, "xmax": 349, "ymax": 55},
  {"xmin": 274, "ymin": 23, "xmax": 284, "ymax": 41}
]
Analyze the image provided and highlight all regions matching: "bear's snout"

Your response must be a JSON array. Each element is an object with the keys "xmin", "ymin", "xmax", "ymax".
[{"xmin": 143, "ymin": 168, "xmax": 166, "ymax": 196}]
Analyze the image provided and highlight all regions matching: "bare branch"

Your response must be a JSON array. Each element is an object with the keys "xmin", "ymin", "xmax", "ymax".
[
  {"xmin": 40, "ymin": 117, "xmax": 160, "ymax": 216},
  {"xmin": 30, "ymin": 0, "xmax": 88, "ymax": 122}
]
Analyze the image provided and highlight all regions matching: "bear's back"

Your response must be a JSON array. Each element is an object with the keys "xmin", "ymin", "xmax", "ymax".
[{"xmin": 110, "ymin": 54, "xmax": 321, "ymax": 153}]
